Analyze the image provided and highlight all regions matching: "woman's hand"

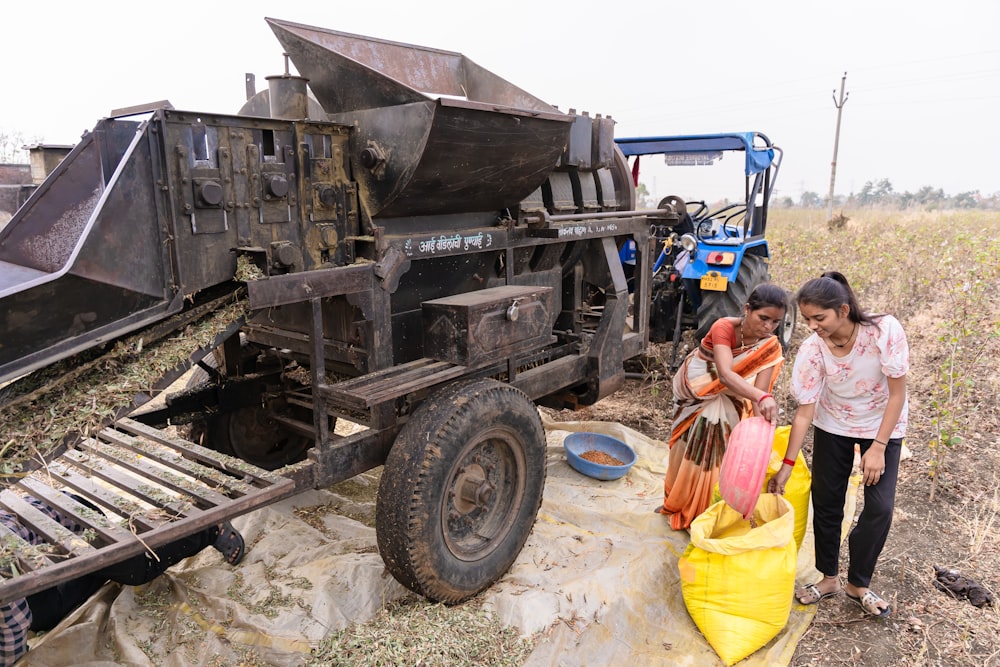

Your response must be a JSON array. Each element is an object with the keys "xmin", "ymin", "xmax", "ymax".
[
  {"xmin": 767, "ymin": 465, "xmax": 792, "ymax": 494},
  {"xmin": 758, "ymin": 395, "xmax": 778, "ymax": 422},
  {"xmin": 861, "ymin": 445, "xmax": 887, "ymax": 486}
]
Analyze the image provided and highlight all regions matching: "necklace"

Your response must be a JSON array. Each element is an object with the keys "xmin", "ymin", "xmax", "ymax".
[
  {"xmin": 831, "ymin": 321, "xmax": 858, "ymax": 348},
  {"xmin": 737, "ymin": 317, "xmax": 758, "ymax": 349}
]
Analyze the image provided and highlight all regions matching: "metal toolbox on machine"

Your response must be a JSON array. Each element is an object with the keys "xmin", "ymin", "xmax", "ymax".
[{"xmin": 422, "ymin": 285, "xmax": 555, "ymax": 367}]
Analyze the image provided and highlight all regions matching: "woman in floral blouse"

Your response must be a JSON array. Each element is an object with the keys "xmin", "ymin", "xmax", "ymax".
[{"xmin": 768, "ymin": 271, "xmax": 909, "ymax": 618}]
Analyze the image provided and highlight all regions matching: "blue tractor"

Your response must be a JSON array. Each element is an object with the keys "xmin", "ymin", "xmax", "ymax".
[{"xmin": 615, "ymin": 132, "xmax": 795, "ymax": 368}]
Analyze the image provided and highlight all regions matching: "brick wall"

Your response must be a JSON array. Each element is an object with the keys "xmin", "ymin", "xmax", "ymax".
[
  {"xmin": 0, "ymin": 166, "xmax": 33, "ymax": 216},
  {"xmin": 0, "ymin": 164, "xmax": 31, "ymax": 185},
  {"xmin": 0, "ymin": 184, "xmax": 33, "ymax": 217}
]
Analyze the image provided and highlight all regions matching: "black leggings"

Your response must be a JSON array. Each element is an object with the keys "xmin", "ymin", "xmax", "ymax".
[
  {"xmin": 810, "ymin": 427, "xmax": 901, "ymax": 589},
  {"xmin": 27, "ymin": 527, "xmax": 218, "ymax": 632}
]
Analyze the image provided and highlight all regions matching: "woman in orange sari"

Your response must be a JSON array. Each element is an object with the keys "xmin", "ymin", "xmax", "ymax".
[{"xmin": 659, "ymin": 283, "xmax": 788, "ymax": 530}]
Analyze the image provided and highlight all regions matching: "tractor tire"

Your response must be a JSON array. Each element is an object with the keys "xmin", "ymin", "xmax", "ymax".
[
  {"xmin": 376, "ymin": 378, "xmax": 547, "ymax": 603},
  {"xmin": 777, "ymin": 299, "xmax": 798, "ymax": 351},
  {"xmin": 694, "ymin": 254, "xmax": 770, "ymax": 343}
]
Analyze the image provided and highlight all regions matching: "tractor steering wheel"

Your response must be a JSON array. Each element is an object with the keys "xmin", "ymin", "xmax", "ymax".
[{"xmin": 687, "ymin": 201, "xmax": 709, "ymax": 222}]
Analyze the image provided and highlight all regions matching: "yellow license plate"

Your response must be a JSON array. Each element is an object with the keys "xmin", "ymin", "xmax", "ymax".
[{"xmin": 700, "ymin": 272, "xmax": 728, "ymax": 291}]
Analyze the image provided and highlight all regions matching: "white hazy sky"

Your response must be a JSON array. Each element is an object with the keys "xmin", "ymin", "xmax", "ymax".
[{"xmin": 2, "ymin": 1, "xmax": 998, "ymax": 201}]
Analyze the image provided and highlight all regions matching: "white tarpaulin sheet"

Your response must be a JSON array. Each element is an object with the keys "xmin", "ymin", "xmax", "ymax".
[{"xmin": 21, "ymin": 416, "xmax": 839, "ymax": 667}]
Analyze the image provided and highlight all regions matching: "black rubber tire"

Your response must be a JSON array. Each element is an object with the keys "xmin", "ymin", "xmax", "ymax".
[
  {"xmin": 777, "ymin": 299, "xmax": 798, "ymax": 351},
  {"xmin": 205, "ymin": 404, "xmax": 312, "ymax": 470},
  {"xmin": 375, "ymin": 378, "xmax": 547, "ymax": 603},
  {"xmin": 694, "ymin": 253, "xmax": 770, "ymax": 343}
]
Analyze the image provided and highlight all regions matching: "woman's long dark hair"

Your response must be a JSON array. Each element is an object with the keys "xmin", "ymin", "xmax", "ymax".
[{"xmin": 796, "ymin": 271, "xmax": 877, "ymax": 325}]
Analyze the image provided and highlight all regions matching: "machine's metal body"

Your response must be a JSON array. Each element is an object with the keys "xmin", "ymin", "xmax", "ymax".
[{"xmin": 0, "ymin": 19, "xmax": 655, "ymax": 604}]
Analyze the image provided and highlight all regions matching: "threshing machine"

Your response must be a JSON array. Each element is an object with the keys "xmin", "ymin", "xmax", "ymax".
[{"xmin": 0, "ymin": 19, "xmax": 666, "ymax": 605}]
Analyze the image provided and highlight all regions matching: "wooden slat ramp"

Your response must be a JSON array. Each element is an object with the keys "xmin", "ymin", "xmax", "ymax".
[{"xmin": 0, "ymin": 417, "xmax": 298, "ymax": 604}]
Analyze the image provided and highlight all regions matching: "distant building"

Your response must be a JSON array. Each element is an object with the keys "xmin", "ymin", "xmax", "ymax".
[
  {"xmin": 0, "ymin": 163, "xmax": 32, "ymax": 220},
  {"xmin": 27, "ymin": 144, "xmax": 74, "ymax": 185},
  {"xmin": 0, "ymin": 144, "xmax": 74, "ymax": 222}
]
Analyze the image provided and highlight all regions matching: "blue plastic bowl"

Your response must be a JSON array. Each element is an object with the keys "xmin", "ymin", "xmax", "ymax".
[{"xmin": 563, "ymin": 432, "xmax": 637, "ymax": 481}]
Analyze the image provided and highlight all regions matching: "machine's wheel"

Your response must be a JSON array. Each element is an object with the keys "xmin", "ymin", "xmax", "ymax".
[
  {"xmin": 376, "ymin": 378, "xmax": 546, "ymax": 603},
  {"xmin": 694, "ymin": 254, "xmax": 770, "ymax": 343},
  {"xmin": 184, "ymin": 341, "xmax": 311, "ymax": 470},
  {"xmin": 204, "ymin": 400, "xmax": 312, "ymax": 470},
  {"xmin": 777, "ymin": 299, "xmax": 798, "ymax": 351}
]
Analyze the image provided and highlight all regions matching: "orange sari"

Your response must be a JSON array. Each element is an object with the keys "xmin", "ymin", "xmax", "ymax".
[{"xmin": 659, "ymin": 335, "xmax": 784, "ymax": 530}]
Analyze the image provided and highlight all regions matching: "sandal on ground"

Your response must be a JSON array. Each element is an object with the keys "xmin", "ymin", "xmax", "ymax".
[
  {"xmin": 213, "ymin": 521, "xmax": 246, "ymax": 566},
  {"xmin": 848, "ymin": 590, "xmax": 891, "ymax": 617},
  {"xmin": 796, "ymin": 582, "xmax": 840, "ymax": 605}
]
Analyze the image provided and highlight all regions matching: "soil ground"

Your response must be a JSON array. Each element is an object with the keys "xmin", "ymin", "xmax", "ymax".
[{"xmin": 545, "ymin": 329, "xmax": 1000, "ymax": 667}]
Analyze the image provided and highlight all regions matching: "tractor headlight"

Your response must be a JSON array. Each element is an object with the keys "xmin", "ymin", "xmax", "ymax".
[{"xmin": 680, "ymin": 233, "xmax": 698, "ymax": 253}]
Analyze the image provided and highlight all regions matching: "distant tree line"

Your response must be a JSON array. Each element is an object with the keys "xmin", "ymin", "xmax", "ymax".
[
  {"xmin": 778, "ymin": 178, "xmax": 997, "ymax": 210},
  {"xmin": 0, "ymin": 130, "xmax": 35, "ymax": 163}
]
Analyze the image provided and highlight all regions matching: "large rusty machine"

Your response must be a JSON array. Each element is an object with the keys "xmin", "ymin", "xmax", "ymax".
[{"xmin": 0, "ymin": 19, "xmax": 666, "ymax": 605}]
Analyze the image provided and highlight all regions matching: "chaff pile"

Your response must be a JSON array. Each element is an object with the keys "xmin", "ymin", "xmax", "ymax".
[{"xmin": 0, "ymin": 293, "xmax": 250, "ymax": 479}]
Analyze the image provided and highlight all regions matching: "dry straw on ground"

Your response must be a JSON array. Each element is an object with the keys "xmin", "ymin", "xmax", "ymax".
[{"xmin": 308, "ymin": 597, "xmax": 534, "ymax": 667}]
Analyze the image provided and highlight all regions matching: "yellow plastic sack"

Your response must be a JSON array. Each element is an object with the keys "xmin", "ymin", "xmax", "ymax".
[
  {"xmin": 762, "ymin": 425, "xmax": 812, "ymax": 551},
  {"xmin": 678, "ymin": 494, "xmax": 797, "ymax": 666}
]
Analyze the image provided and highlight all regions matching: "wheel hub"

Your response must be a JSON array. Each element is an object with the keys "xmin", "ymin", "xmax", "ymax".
[
  {"xmin": 443, "ymin": 437, "xmax": 523, "ymax": 561},
  {"xmin": 455, "ymin": 464, "xmax": 495, "ymax": 512}
]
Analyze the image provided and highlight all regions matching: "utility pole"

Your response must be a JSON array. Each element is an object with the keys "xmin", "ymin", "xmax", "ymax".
[{"xmin": 826, "ymin": 72, "xmax": 849, "ymax": 221}]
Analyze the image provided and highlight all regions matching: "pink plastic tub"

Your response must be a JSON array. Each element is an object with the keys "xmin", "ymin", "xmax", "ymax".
[{"xmin": 718, "ymin": 416, "xmax": 776, "ymax": 519}]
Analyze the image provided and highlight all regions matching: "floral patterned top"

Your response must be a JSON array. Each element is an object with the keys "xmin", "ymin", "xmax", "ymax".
[{"xmin": 791, "ymin": 314, "xmax": 909, "ymax": 439}]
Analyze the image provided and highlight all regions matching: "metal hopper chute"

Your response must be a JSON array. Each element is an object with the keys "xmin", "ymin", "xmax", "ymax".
[{"xmin": 266, "ymin": 18, "xmax": 573, "ymax": 218}]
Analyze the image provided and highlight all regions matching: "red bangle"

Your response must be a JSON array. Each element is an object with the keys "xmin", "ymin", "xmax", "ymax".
[
  {"xmin": 782, "ymin": 457, "xmax": 795, "ymax": 467},
  {"xmin": 757, "ymin": 393, "xmax": 773, "ymax": 405}
]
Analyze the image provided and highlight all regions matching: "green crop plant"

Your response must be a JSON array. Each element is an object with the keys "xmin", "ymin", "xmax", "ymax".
[
  {"xmin": 765, "ymin": 209, "xmax": 999, "ymax": 501},
  {"xmin": 928, "ymin": 238, "xmax": 1000, "ymax": 500}
]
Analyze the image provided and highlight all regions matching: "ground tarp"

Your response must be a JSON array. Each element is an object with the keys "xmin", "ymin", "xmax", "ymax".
[{"xmin": 21, "ymin": 416, "xmax": 845, "ymax": 667}]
